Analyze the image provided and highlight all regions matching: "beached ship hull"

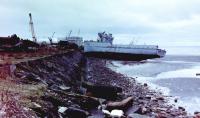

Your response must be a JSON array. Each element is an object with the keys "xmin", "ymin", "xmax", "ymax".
[
  {"xmin": 85, "ymin": 52, "xmax": 163, "ymax": 61},
  {"xmin": 84, "ymin": 42, "xmax": 166, "ymax": 61},
  {"xmin": 84, "ymin": 32, "xmax": 166, "ymax": 61}
]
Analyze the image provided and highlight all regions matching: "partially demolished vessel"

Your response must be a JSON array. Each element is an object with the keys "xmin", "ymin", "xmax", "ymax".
[{"xmin": 84, "ymin": 32, "xmax": 166, "ymax": 61}]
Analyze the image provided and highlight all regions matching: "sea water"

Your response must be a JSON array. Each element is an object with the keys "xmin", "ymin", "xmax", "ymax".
[{"xmin": 109, "ymin": 46, "xmax": 200, "ymax": 115}]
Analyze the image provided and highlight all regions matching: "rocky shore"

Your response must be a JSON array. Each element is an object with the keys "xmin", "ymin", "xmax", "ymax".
[
  {"xmin": 86, "ymin": 58, "xmax": 191, "ymax": 118},
  {"xmin": 0, "ymin": 50, "xmax": 196, "ymax": 118}
]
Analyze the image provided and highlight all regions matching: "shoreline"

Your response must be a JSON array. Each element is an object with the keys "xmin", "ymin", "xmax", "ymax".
[
  {"xmin": 108, "ymin": 57, "xmax": 200, "ymax": 115},
  {"xmin": 0, "ymin": 51, "xmax": 196, "ymax": 117},
  {"xmin": 86, "ymin": 58, "xmax": 189, "ymax": 117}
]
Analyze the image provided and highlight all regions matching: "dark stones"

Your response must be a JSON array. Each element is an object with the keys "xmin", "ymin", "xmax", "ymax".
[
  {"xmin": 134, "ymin": 107, "xmax": 148, "ymax": 115},
  {"xmin": 79, "ymin": 97, "xmax": 100, "ymax": 110},
  {"xmin": 82, "ymin": 82, "xmax": 122, "ymax": 100},
  {"xmin": 178, "ymin": 106, "xmax": 185, "ymax": 111},
  {"xmin": 9, "ymin": 51, "xmax": 190, "ymax": 118},
  {"xmin": 144, "ymin": 83, "xmax": 148, "ymax": 87},
  {"xmin": 194, "ymin": 111, "xmax": 200, "ymax": 114},
  {"xmin": 20, "ymin": 73, "xmax": 41, "ymax": 84},
  {"xmin": 128, "ymin": 113, "xmax": 149, "ymax": 118},
  {"xmin": 41, "ymin": 95, "xmax": 64, "ymax": 107},
  {"xmin": 156, "ymin": 97, "xmax": 164, "ymax": 101},
  {"xmin": 31, "ymin": 107, "xmax": 47, "ymax": 118},
  {"xmin": 61, "ymin": 107, "xmax": 89, "ymax": 118},
  {"xmin": 174, "ymin": 98, "xmax": 178, "ymax": 103},
  {"xmin": 194, "ymin": 111, "xmax": 200, "ymax": 118}
]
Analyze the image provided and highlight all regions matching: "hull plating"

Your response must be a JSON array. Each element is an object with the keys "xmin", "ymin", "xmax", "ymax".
[
  {"xmin": 85, "ymin": 52, "xmax": 161, "ymax": 61},
  {"xmin": 84, "ymin": 42, "xmax": 166, "ymax": 61}
]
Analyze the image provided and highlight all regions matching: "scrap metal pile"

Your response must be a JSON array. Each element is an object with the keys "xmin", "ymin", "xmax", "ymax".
[{"xmin": 0, "ymin": 34, "xmax": 39, "ymax": 52}]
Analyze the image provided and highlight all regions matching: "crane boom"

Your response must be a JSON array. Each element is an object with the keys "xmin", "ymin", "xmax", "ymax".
[
  {"xmin": 68, "ymin": 30, "xmax": 72, "ymax": 37},
  {"xmin": 29, "ymin": 13, "xmax": 37, "ymax": 42},
  {"xmin": 48, "ymin": 32, "xmax": 55, "ymax": 45},
  {"xmin": 52, "ymin": 32, "xmax": 55, "ymax": 38}
]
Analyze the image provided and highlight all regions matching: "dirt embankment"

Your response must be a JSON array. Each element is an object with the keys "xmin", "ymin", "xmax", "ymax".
[
  {"xmin": 0, "ymin": 51, "xmax": 88, "ymax": 117},
  {"xmin": 0, "ymin": 51, "xmax": 194, "ymax": 118}
]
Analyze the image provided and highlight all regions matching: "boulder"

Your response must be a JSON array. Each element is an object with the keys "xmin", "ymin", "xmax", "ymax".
[
  {"xmin": 194, "ymin": 112, "xmax": 200, "ymax": 118},
  {"xmin": 110, "ymin": 109, "xmax": 124, "ymax": 117},
  {"xmin": 107, "ymin": 97, "xmax": 133, "ymax": 110},
  {"xmin": 102, "ymin": 109, "xmax": 124, "ymax": 118},
  {"xmin": 82, "ymin": 82, "xmax": 122, "ymax": 100},
  {"xmin": 63, "ymin": 107, "xmax": 89, "ymax": 118},
  {"xmin": 58, "ymin": 106, "xmax": 68, "ymax": 114}
]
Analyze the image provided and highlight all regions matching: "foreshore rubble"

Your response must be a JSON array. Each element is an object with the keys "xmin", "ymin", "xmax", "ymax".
[
  {"xmin": 86, "ymin": 58, "xmax": 190, "ymax": 118},
  {"xmin": 0, "ymin": 51, "xmax": 196, "ymax": 118}
]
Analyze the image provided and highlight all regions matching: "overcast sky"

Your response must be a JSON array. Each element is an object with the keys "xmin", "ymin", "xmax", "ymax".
[{"xmin": 1, "ymin": 0, "xmax": 200, "ymax": 46}]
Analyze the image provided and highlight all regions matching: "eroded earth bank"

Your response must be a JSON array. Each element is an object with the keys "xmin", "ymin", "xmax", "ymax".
[{"xmin": 0, "ymin": 50, "xmax": 194, "ymax": 118}]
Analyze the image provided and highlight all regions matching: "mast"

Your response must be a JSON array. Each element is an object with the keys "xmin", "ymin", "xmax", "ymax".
[
  {"xmin": 29, "ymin": 13, "xmax": 37, "ymax": 42},
  {"xmin": 77, "ymin": 29, "xmax": 80, "ymax": 36},
  {"xmin": 48, "ymin": 32, "xmax": 55, "ymax": 45},
  {"xmin": 68, "ymin": 30, "xmax": 72, "ymax": 37}
]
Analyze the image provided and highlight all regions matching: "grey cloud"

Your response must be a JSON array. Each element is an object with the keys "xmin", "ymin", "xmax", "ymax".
[{"xmin": 0, "ymin": 0, "xmax": 200, "ymax": 46}]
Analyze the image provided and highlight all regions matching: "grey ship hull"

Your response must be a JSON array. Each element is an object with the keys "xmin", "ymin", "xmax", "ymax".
[
  {"xmin": 84, "ymin": 41, "xmax": 166, "ymax": 61},
  {"xmin": 85, "ymin": 51, "xmax": 162, "ymax": 61}
]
